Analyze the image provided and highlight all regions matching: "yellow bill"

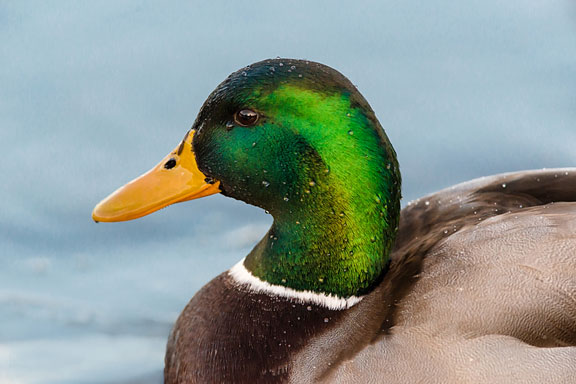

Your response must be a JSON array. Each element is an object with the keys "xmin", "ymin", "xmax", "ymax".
[{"xmin": 92, "ymin": 130, "xmax": 220, "ymax": 222}]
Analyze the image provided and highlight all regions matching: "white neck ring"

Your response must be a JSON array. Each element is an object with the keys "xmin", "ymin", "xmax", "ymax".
[{"xmin": 228, "ymin": 258, "xmax": 363, "ymax": 311}]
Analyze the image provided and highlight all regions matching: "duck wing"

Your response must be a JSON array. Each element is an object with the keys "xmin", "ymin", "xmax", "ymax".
[{"xmin": 324, "ymin": 169, "xmax": 576, "ymax": 383}]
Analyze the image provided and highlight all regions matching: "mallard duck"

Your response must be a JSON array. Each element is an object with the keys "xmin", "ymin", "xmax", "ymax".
[{"xmin": 92, "ymin": 59, "xmax": 576, "ymax": 383}]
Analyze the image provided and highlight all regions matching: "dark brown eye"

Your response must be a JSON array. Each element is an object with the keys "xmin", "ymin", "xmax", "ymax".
[{"xmin": 234, "ymin": 109, "xmax": 259, "ymax": 126}]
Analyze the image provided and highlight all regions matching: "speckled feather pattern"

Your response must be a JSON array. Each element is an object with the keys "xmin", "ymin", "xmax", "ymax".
[
  {"xmin": 166, "ymin": 168, "xmax": 576, "ymax": 383},
  {"xmin": 324, "ymin": 169, "xmax": 576, "ymax": 383}
]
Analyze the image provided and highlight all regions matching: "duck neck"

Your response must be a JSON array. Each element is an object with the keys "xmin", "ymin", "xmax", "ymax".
[{"xmin": 244, "ymin": 157, "xmax": 401, "ymax": 299}]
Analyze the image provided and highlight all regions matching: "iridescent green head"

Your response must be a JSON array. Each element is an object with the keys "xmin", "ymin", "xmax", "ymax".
[
  {"xmin": 92, "ymin": 58, "xmax": 401, "ymax": 297},
  {"xmin": 192, "ymin": 59, "xmax": 401, "ymax": 298}
]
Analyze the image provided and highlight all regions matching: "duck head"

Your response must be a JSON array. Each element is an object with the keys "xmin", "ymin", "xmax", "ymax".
[{"xmin": 93, "ymin": 59, "xmax": 401, "ymax": 298}]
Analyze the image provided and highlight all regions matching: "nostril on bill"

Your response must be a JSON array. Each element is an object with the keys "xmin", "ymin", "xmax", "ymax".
[{"xmin": 164, "ymin": 158, "xmax": 177, "ymax": 169}]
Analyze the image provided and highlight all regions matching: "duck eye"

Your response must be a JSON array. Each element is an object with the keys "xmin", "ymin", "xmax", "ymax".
[
  {"xmin": 164, "ymin": 158, "xmax": 177, "ymax": 169},
  {"xmin": 234, "ymin": 109, "xmax": 259, "ymax": 127}
]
